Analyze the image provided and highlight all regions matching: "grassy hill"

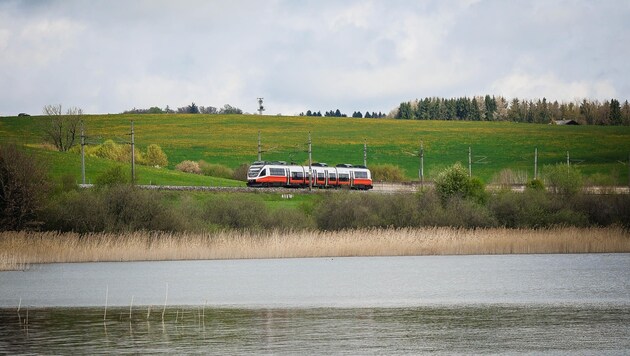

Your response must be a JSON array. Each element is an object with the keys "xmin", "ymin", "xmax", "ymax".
[{"xmin": 2, "ymin": 113, "xmax": 630, "ymax": 184}]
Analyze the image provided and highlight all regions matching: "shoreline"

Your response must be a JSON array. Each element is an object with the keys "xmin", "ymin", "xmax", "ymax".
[{"xmin": 1, "ymin": 227, "xmax": 629, "ymax": 271}]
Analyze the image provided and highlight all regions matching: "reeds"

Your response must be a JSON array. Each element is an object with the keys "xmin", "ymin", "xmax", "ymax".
[{"xmin": 1, "ymin": 227, "xmax": 628, "ymax": 270}]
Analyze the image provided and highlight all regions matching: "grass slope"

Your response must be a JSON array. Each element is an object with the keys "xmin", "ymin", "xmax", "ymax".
[{"xmin": 2, "ymin": 113, "xmax": 630, "ymax": 183}]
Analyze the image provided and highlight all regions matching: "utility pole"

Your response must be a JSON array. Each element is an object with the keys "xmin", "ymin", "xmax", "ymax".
[
  {"xmin": 534, "ymin": 147, "xmax": 538, "ymax": 180},
  {"xmin": 363, "ymin": 139, "xmax": 367, "ymax": 167},
  {"xmin": 80, "ymin": 121, "xmax": 86, "ymax": 185},
  {"xmin": 308, "ymin": 132, "xmax": 313, "ymax": 191},
  {"xmin": 131, "ymin": 121, "xmax": 135, "ymax": 184},
  {"xmin": 468, "ymin": 146, "xmax": 472, "ymax": 177},
  {"xmin": 257, "ymin": 131, "xmax": 262, "ymax": 161}
]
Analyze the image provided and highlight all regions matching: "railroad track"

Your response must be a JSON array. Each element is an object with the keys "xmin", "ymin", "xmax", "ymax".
[{"xmin": 79, "ymin": 183, "xmax": 630, "ymax": 194}]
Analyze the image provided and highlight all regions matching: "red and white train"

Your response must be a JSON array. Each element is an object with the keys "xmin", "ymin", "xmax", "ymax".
[{"xmin": 247, "ymin": 161, "xmax": 373, "ymax": 190}]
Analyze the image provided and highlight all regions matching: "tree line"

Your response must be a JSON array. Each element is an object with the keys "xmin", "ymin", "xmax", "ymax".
[
  {"xmin": 299, "ymin": 109, "xmax": 386, "ymax": 118},
  {"xmin": 396, "ymin": 96, "xmax": 630, "ymax": 125},
  {"xmin": 123, "ymin": 103, "xmax": 243, "ymax": 115}
]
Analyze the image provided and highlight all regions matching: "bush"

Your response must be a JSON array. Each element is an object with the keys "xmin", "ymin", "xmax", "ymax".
[
  {"xmin": 96, "ymin": 139, "xmax": 125, "ymax": 161},
  {"xmin": 199, "ymin": 160, "xmax": 234, "ymax": 179},
  {"xmin": 95, "ymin": 165, "xmax": 129, "ymax": 186},
  {"xmin": 492, "ymin": 168, "xmax": 528, "ymax": 186},
  {"xmin": 434, "ymin": 163, "xmax": 469, "ymax": 202},
  {"xmin": 488, "ymin": 189, "xmax": 588, "ymax": 228},
  {"xmin": 434, "ymin": 163, "xmax": 487, "ymax": 204},
  {"xmin": 442, "ymin": 196, "xmax": 497, "ymax": 228},
  {"xmin": 60, "ymin": 174, "xmax": 78, "ymax": 192},
  {"xmin": 525, "ymin": 179, "xmax": 545, "ymax": 191},
  {"xmin": 232, "ymin": 163, "xmax": 250, "ymax": 181},
  {"xmin": 314, "ymin": 193, "xmax": 381, "ymax": 230},
  {"xmin": 369, "ymin": 164, "xmax": 406, "ymax": 182},
  {"xmin": 144, "ymin": 144, "xmax": 168, "ymax": 167},
  {"xmin": 175, "ymin": 160, "xmax": 202, "ymax": 174},
  {"xmin": 0, "ymin": 144, "xmax": 50, "ymax": 230},
  {"xmin": 543, "ymin": 163, "xmax": 583, "ymax": 196},
  {"xmin": 203, "ymin": 197, "xmax": 263, "ymax": 229},
  {"xmin": 44, "ymin": 186, "xmax": 185, "ymax": 232}
]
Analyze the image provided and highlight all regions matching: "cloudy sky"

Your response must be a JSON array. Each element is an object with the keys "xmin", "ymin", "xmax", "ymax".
[{"xmin": 1, "ymin": 0, "xmax": 628, "ymax": 116}]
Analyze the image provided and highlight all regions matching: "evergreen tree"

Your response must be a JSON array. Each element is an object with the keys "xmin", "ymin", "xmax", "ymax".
[
  {"xmin": 470, "ymin": 98, "xmax": 481, "ymax": 121},
  {"xmin": 189, "ymin": 102, "xmax": 199, "ymax": 114},
  {"xmin": 397, "ymin": 102, "xmax": 414, "ymax": 120},
  {"xmin": 610, "ymin": 99, "xmax": 622, "ymax": 125}
]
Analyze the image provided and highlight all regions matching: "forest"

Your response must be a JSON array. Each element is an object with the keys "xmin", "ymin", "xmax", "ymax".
[{"xmin": 396, "ymin": 96, "xmax": 630, "ymax": 125}]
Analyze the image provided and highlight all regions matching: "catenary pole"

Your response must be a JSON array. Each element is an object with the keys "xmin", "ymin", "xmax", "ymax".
[
  {"xmin": 308, "ymin": 132, "xmax": 312, "ymax": 191},
  {"xmin": 131, "ymin": 120, "xmax": 135, "ymax": 184},
  {"xmin": 257, "ymin": 131, "xmax": 262, "ymax": 161},
  {"xmin": 363, "ymin": 139, "xmax": 367, "ymax": 167},
  {"xmin": 420, "ymin": 140, "xmax": 424, "ymax": 187},
  {"xmin": 81, "ymin": 121, "xmax": 85, "ymax": 184}
]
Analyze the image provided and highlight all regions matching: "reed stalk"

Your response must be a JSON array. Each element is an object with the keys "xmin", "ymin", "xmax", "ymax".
[
  {"xmin": 0, "ymin": 228, "xmax": 628, "ymax": 271},
  {"xmin": 104, "ymin": 285, "xmax": 108, "ymax": 321}
]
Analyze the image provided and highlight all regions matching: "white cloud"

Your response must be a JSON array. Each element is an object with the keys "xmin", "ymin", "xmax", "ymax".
[
  {"xmin": 0, "ymin": 0, "xmax": 628, "ymax": 116},
  {"xmin": 490, "ymin": 72, "xmax": 617, "ymax": 102}
]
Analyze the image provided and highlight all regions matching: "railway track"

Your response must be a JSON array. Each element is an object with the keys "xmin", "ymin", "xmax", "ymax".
[{"xmin": 79, "ymin": 183, "xmax": 630, "ymax": 194}]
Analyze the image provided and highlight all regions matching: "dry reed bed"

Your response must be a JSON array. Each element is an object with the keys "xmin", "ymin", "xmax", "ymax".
[{"xmin": 1, "ymin": 227, "xmax": 629, "ymax": 271}]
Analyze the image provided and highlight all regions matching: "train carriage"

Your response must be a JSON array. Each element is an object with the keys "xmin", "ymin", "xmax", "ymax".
[{"xmin": 247, "ymin": 161, "xmax": 373, "ymax": 190}]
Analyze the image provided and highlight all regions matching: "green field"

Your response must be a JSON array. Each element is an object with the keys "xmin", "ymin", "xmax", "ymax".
[{"xmin": 2, "ymin": 113, "xmax": 630, "ymax": 184}]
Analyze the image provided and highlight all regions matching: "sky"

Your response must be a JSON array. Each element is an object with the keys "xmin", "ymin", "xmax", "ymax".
[{"xmin": 1, "ymin": 0, "xmax": 629, "ymax": 116}]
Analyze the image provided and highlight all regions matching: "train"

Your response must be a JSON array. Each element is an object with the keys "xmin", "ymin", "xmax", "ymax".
[{"xmin": 247, "ymin": 161, "xmax": 373, "ymax": 190}]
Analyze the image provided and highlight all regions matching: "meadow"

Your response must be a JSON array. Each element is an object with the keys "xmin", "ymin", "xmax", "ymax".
[
  {"xmin": 2, "ymin": 113, "xmax": 630, "ymax": 184},
  {"xmin": 2, "ymin": 227, "xmax": 628, "ymax": 270}
]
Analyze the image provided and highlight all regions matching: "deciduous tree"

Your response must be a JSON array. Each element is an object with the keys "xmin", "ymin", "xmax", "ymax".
[{"xmin": 42, "ymin": 104, "xmax": 83, "ymax": 152}]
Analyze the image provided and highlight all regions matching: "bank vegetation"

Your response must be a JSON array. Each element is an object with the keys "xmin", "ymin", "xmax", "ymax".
[{"xmin": 2, "ymin": 227, "xmax": 629, "ymax": 271}]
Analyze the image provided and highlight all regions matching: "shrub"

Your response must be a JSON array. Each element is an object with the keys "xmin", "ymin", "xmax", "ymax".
[
  {"xmin": 44, "ymin": 186, "xmax": 185, "ymax": 232},
  {"xmin": 203, "ymin": 197, "xmax": 269, "ymax": 230},
  {"xmin": 144, "ymin": 144, "xmax": 168, "ymax": 167},
  {"xmin": 314, "ymin": 193, "xmax": 381, "ymax": 230},
  {"xmin": 492, "ymin": 168, "xmax": 528, "ymax": 186},
  {"xmin": 369, "ymin": 164, "xmax": 406, "ymax": 182},
  {"xmin": 175, "ymin": 160, "xmax": 202, "ymax": 174},
  {"xmin": 0, "ymin": 144, "xmax": 50, "ymax": 230},
  {"xmin": 434, "ymin": 163, "xmax": 487, "ymax": 204},
  {"xmin": 488, "ymin": 189, "xmax": 588, "ymax": 228},
  {"xmin": 96, "ymin": 139, "xmax": 125, "ymax": 161},
  {"xmin": 525, "ymin": 179, "xmax": 545, "ymax": 191},
  {"xmin": 232, "ymin": 163, "xmax": 250, "ymax": 181},
  {"xmin": 434, "ymin": 163, "xmax": 469, "ymax": 202},
  {"xmin": 199, "ymin": 160, "xmax": 234, "ymax": 179},
  {"xmin": 60, "ymin": 174, "xmax": 78, "ymax": 192},
  {"xmin": 95, "ymin": 165, "xmax": 129, "ymax": 186},
  {"xmin": 442, "ymin": 196, "xmax": 497, "ymax": 228},
  {"xmin": 543, "ymin": 163, "xmax": 583, "ymax": 196}
]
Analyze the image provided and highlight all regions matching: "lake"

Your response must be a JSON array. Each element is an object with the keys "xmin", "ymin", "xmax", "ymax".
[{"xmin": 1, "ymin": 254, "xmax": 629, "ymax": 354}]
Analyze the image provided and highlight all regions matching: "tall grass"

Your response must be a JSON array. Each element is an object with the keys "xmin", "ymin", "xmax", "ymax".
[{"xmin": 1, "ymin": 227, "xmax": 628, "ymax": 271}]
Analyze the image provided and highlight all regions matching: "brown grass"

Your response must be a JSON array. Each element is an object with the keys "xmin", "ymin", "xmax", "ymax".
[{"xmin": 1, "ymin": 227, "xmax": 629, "ymax": 271}]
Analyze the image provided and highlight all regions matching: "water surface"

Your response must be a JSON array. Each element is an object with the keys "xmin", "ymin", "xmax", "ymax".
[{"xmin": 1, "ymin": 254, "xmax": 628, "ymax": 354}]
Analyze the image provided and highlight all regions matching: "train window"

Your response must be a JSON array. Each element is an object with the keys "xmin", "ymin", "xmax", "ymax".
[
  {"xmin": 258, "ymin": 169, "xmax": 266, "ymax": 177},
  {"xmin": 339, "ymin": 174, "xmax": 349, "ymax": 182},
  {"xmin": 354, "ymin": 171, "xmax": 368, "ymax": 179},
  {"xmin": 291, "ymin": 172, "xmax": 304, "ymax": 179},
  {"xmin": 269, "ymin": 168, "xmax": 285, "ymax": 176},
  {"xmin": 317, "ymin": 173, "xmax": 325, "ymax": 179},
  {"xmin": 328, "ymin": 173, "xmax": 336, "ymax": 181}
]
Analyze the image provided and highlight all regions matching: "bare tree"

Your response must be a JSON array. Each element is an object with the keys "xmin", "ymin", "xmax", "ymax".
[{"xmin": 42, "ymin": 104, "xmax": 83, "ymax": 151}]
